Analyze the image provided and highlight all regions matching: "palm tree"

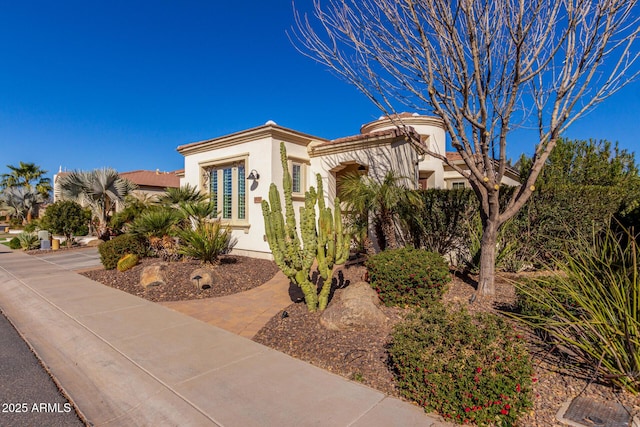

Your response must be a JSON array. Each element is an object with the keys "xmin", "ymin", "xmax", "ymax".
[
  {"xmin": 58, "ymin": 168, "xmax": 137, "ymax": 237},
  {"xmin": 178, "ymin": 200, "xmax": 217, "ymax": 230},
  {"xmin": 339, "ymin": 170, "xmax": 420, "ymax": 251},
  {"xmin": 158, "ymin": 184, "xmax": 207, "ymax": 206},
  {"xmin": 0, "ymin": 186, "xmax": 44, "ymax": 224},
  {"xmin": 1, "ymin": 162, "xmax": 52, "ymax": 199}
]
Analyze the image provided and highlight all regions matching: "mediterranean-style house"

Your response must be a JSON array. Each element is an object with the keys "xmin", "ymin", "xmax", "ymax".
[{"xmin": 177, "ymin": 113, "xmax": 519, "ymax": 259}]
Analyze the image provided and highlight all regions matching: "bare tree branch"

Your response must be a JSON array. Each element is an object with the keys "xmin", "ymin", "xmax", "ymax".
[{"xmin": 291, "ymin": 0, "xmax": 640, "ymax": 294}]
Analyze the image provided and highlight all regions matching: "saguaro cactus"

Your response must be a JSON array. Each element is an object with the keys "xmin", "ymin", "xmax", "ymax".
[{"xmin": 262, "ymin": 142, "xmax": 351, "ymax": 312}]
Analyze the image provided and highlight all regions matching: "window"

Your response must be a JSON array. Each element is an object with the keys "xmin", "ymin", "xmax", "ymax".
[
  {"xmin": 206, "ymin": 159, "xmax": 247, "ymax": 223},
  {"xmin": 452, "ymin": 181, "xmax": 466, "ymax": 189},
  {"xmin": 288, "ymin": 158, "xmax": 308, "ymax": 197},
  {"xmin": 292, "ymin": 164, "xmax": 302, "ymax": 193}
]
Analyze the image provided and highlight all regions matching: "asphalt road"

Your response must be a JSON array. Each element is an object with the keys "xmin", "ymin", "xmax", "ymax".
[{"xmin": 0, "ymin": 310, "xmax": 85, "ymax": 427}]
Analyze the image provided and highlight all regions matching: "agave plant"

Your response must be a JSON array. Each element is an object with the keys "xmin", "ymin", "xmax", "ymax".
[{"xmin": 17, "ymin": 232, "xmax": 40, "ymax": 250}]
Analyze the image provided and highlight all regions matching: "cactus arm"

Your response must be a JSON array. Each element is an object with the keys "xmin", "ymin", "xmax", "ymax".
[
  {"xmin": 261, "ymin": 142, "xmax": 323, "ymax": 312},
  {"xmin": 334, "ymin": 197, "xmax": 350, "ymax": 265}
]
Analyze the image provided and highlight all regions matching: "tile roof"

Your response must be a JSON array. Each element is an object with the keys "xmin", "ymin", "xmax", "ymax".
[
  {"xmin": 314, "ymin": 127, "xmax": 422, "ymax": 148},
  {"xmin": 446, "ymin": 152, "xmax": 464, "ymax": 161},
  {"xmin": 119, "ymin": 170, "xmax": 181, "ymax": 188}
]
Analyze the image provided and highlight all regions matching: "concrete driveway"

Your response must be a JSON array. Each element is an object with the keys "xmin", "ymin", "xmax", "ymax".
[{"xmin": 30, "ymin": 248, "xmax": 102, "ymax": 271}]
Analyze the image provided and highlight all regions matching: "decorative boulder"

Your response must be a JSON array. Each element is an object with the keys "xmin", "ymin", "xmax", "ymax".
[
  {"xmin": 140, "ymin": 263, "xmax": 168, "ymax": 288},
  {"xmin": 189, "ymin": 267, "xmax": 217, "ymax": 290},
  {"xmin": 320, "ymin": 281, "xmax": 388, "ymax": 331}
]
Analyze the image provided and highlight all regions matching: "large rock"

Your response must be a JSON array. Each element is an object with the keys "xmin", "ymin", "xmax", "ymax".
[
  {"xmin": 140, "ymin": 263, "xmax": 168, "ymax": 288},
  {"xmin": 189, "ymin": 267, "xmax": 218, "ymax": 290},
  {"xmin": 320, "ymin": 281, "xmax": 388, "ymax": 331}
]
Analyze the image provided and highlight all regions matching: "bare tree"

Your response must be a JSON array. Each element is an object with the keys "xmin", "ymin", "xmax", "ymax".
[{"xmin": 292, "ymin": 0, "xmax": 640, "ymax": 295}]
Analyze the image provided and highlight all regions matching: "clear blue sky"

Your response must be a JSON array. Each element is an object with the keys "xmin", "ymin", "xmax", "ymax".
[{"xmin": 1, "ymin": 1, "xmax": 639, "ymax": 181}]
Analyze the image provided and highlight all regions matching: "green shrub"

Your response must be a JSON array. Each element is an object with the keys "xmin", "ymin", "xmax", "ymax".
[
  {"xmin": 389, "ymin": 304, "xmax": 534, "ymax": 425},
  {"xmin": 130, "ymin": 208, "xmax": 181, "ymax": 239},
  {"xmin": 365, "ymin": 247, "xmax": 450, "ymax": 307},
  {"xmin": 98, "ymin": 234, "xmax": 147, "ymax": 270},
  {"xmin": 8, "ymin": 237, "xmax": 21, "ymax": 250},
  {"xmin": 404, "ymin": 188, "xmax": 476, "ymax": 256},
  {"xmin": 23, "ymin": 221, "xmax": 38, "ymax": 233},
  {"xmin": 116, "ymin": 253, "xmax": 139, "ymax": 272},
  {"xmin": 462, "ymin": 214, "xmax": 522, "ymax": 273},
  {"xmin": 40, "ymin": 200, "xmax": 91, "ymax": 244},
  {"xmin": 17, "ymin": 232, "xmax": 40, "ymax": 250},
  {"xmin": 177, "ymin": 220, "xmax": 234, "ymax": 264},
  {"xmin": 402, "ymin": 186, "xmax": 627, "ymax": 270},
  {"xmin": 515, "ymin": 276, "xmax": 579, "ymax": 320},
  {"xmin": 513, "ymin": 225, "xmax": 640, "ymax": 394},
  {"xmin": 512, "ymin": 185, "xmax": 626, "ymax": 266}
]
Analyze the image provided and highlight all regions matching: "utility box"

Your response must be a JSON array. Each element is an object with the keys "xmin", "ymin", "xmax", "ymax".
[
  {"xmin": 40, "ymin": 240, "xmax": 51, "ymax": 250},
  {"xmin": 37, "ymin": 230, "xmax": 51, "ymax": 241}
]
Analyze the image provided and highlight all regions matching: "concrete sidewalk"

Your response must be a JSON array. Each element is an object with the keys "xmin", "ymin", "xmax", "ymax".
[{"xmin": 0, "ymin": 245, "xmax": 448, "ymax": 427}]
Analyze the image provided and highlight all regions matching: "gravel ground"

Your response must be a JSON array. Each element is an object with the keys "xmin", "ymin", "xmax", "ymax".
[
  {"xmin": 79, "ymin": 255, "xmax": 280, "ymax": 302},
  {"xmin": 254, "ymin": 266, "xmax": 640, "ymax": 427},
  {"xmin": 54, "ymin": 245, "xmax": 639, "ymax": 426}
]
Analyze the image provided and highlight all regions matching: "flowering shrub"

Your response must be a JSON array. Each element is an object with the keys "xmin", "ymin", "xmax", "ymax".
[
  {"xmin": 389, "ymin": 304, "xmax": 534, "ymax": 425},
  {"xmin": 365, "ymin": 247, "xmax": 450, "ymax": 307}
]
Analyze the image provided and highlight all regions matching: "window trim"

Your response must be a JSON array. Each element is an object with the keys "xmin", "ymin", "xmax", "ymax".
[
  {"xmin": 200, "ymin": 154, "xmax": 250, "ymax": 226},
  {"xmin": 287, "ymin": 156, "xmax": 310, "ymax": 200}
]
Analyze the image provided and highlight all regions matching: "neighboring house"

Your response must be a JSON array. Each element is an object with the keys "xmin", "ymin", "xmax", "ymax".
[
  {"xmin": 177, "ymin": 113, "xmax": 519, "ymax": 259},
  {"xmin": 118, "ymin": 169, "xmax": 182, "ymax": 204},
  {"xmin": 53, "ymin": 168, "xmax": 181, "ymax": 207}
]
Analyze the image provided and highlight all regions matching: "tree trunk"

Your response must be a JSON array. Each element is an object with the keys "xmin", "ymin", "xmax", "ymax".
[
  {"xmin": 477, "ymin": 218, "xmax": 498, "ymax": 296},
  {"xmin": 364, "ymin": 236, "xmax": 376, "ymax": 255},
  {"xmin": 381, "ymin": 211, "xmax": 398, "ymax": 249}
]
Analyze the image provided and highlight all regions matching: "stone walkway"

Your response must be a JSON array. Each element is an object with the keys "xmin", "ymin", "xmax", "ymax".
[{"xmin": 160, "ymin": 271, "xmax": 293, "ymax": 339}]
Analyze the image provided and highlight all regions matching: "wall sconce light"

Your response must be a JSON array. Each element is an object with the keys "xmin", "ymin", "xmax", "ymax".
[{"xmin": 247, "ymin": 169, "xmax": 260, "ymax": 180}]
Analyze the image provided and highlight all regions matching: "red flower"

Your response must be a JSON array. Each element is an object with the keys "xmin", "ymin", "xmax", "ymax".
[
  {"xmin": 465, "ymin": 407, "xmax": 471, "ymax": 413},
  {"xmin": 532, "ymin": 377, "xmax": 538, "ymax": 383},
  {"xmin": 501, "ymin": 409, "xmax": 509, "ymax": 415},
  {"xmin": 505, "ymin": 404, "xmax": 511, "ymax": 410},
  {"xmin": 516, "ymin": 383, "xmax": 521, "ymax": 392},
  {"xmin": 476, "ymin": 367, "xmax": 482, "ymax": 373}
]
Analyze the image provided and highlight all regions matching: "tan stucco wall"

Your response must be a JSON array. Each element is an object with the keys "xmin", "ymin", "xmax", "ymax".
[{"xmin": 179, "ymin": 126, "xmax": 321, "ymax": 259}]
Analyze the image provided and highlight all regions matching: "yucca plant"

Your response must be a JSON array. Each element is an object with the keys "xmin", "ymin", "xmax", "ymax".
[
  {"xmin": 513, "ymin": 225, "xmax": 640, "ymax": 394},
  {"xmin": 177, "ymin": 220, "xmax": 234, "ymax": 264}
]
